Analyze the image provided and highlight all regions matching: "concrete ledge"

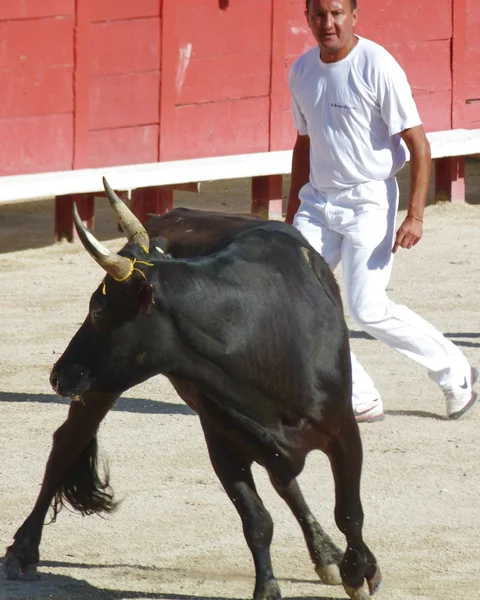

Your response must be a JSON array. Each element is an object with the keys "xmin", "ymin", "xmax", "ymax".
[{"xmin": 1, "ymin": 128, "xmax": 479, "ymax": 205}]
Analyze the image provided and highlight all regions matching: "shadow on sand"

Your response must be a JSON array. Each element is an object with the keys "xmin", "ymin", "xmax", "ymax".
[{"xmin": 0, "ymin": 391, "xmax": 195, "ymax": 416}]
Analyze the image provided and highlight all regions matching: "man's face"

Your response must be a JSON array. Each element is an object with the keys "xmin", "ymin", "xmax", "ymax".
[{"xmin": 305, "ymin": 0, "xmax": 358, "ymax": 63}]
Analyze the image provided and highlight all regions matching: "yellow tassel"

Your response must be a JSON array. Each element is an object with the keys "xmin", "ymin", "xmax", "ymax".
[
  {"xmin": 113, "ymin": 260, "xmax": 134, "ymax": 282},
  {"xmin": 112, "ymin": 258, "xmax": 153, "ymax": 282}
]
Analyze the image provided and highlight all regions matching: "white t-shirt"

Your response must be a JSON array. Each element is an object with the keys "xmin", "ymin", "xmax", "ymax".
[{"xmin": 289, "ymin": 36, "xmax": 422, "ymax": 192}]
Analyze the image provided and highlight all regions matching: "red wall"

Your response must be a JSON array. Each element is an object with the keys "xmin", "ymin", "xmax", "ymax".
[{"xmin": 0, "ymin": 0, "xmax": 478, "ymax": 176}]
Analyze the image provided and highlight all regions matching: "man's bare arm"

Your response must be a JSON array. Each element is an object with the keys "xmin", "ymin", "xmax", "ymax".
[
  {"xmin": 285, "ymin": 133, "xmax": 310, "ymax": 224},
  {"xmin": 393, "ymin": 125, "xmax": 431, "ymax": 253}
]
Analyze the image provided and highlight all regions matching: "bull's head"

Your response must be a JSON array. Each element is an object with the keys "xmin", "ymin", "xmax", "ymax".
[{"xmin": 50, "ymin": 179, "xmax": 171, "ymax": 400}]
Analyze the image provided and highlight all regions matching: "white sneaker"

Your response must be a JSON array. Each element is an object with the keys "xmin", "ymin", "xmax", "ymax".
[
  {"xmin": 353, "ymin": 397, "xmax": 385, "ymax": 423},
  {"xmin": 443, "ymin": 367, "xmax": 478, "ymax": 419}
]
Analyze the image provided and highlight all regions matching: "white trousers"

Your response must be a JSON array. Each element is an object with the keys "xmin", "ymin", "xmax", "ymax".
[{"xmin": 293, "ymin": 178, "xmax": 469, "ymax": 403}]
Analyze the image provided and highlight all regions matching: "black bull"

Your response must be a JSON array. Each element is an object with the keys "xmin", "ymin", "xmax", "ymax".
[{"xmin": 4, "ymin": 179, "xmax": 380, "ymax": 600}]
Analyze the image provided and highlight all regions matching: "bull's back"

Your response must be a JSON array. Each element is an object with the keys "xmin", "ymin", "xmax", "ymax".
[{"xmin": 146, "ymin": 208, "xmax": 264, "ymax": 258}]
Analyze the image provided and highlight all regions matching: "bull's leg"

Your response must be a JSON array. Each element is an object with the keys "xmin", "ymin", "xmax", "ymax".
[
  {"xmin": 328, "ymin": 418, "xmax": 381, "ymax": 600},
  {"xmin": 268, "ymin": 475, "xmax": 343, "ymax": 585},
  {"xmin": 3, "ymin": 392, "xmax": 117, "ymax": 580},
  {"xmin": 200, "ymin": 420, "xmax": 281, "ymax": 600}
]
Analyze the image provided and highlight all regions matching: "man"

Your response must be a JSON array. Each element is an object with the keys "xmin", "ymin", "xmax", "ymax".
[{"xmin": 286, "ymin": 0, "xmax": 477, "ymax": 422}]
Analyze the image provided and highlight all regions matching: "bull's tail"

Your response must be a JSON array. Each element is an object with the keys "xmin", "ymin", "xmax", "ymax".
[{"xmin": 50, "ymin": 433, "xmax": 117, "ymax": 521}]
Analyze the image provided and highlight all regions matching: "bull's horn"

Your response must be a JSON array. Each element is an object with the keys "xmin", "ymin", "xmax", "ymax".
[
  {"xmin": 102, "ymin": 177, "xmax": 150, "ymax": 251},
  {"xmin": 73, "ymin": 203, "xmax": 134, "ymax": 282}
]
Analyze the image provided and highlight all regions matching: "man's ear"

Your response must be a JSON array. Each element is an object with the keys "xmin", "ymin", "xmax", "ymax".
[{"xmin": 352, "ymin": 7, "xmax": 359, "ymax": 26}]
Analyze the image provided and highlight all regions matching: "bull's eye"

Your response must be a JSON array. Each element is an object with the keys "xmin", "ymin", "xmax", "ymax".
[{"xmin": 90, "ymin": 308, "xmax": 103, "ymax": 324}]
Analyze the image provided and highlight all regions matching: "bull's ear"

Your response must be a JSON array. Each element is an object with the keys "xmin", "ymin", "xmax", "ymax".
[{"xmin": 139, "ymin": 282, "xmax": 155, "ymax": 314}]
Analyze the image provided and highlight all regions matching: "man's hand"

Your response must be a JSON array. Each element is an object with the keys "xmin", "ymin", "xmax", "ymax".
[
  {"xmin": 392, "ymin": 215, "xmax": 423, "ymax": 253},
  {"xmin": 394, "ymin": 125, "xmax": 430, "ymax": 253}
]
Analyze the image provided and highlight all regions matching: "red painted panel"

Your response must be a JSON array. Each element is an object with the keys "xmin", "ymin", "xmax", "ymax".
[
  {"xmin": 465, "ymin": 100, "xmax": 480, "ymax": 127},
  {"xmin": 0, "ymin": 66, "xmax": 73, "ymax": 118},
  {"xmin": 270, "ymin": 0, "xmax": 288, "ymax": 151},
  {"xmin": 90, "ymin": 19, "xmax": 160, "ymax": 76},
  {"xmin": 465, "ymin": 0, "xmax": 480, "ymax": 102},
  {"xmin": 73, "ymin": 0, "xmax": 91, "ymax": 169},
  {"xmin": 385, "ymin": 41, "xmax": 451, "ymax": 94},
  {"xmin": 179, "ymin": 0, "xmax": 268, "ymax": 11},
  {"xmin": 279, "ymin": 55, "xmax": 302, "ymax": 113},
  {"xmin": 465, "ymin": 46, "xmax": 480, "ymax": 110},
  {"xmin": 278, "ymin": 107, "xmax": 298, "ymax": 150},
  {"xmin": 0, "ymin": 18, "xmax": 74, "ymax": 71},
  {"xmin": 177, "ymin": 1, "xmax": 270, "ymax": 57},
  {"xmin": 174, "ymin": 0, "xmax": 270, "ymax": 104},
  {"xmin": 280, "ymin": 40, "xmax": 451, "ymax": 116},
  {"xmin": 285, "ymin": 2, "xmax": 314, "ymax": 59},
  {"xmin": 452, "ymin": 0, "xmax": 467, "ymax": 128},
  {"xmin": 158, "ymin": 0, "xmax": 177, "ymax": 160},
  {"xmin": 91, "ymin": 0, "xmax": 160, "ymax": 22},
  {"xmin": 356, "ymin": 0, "xmax": 452, "ymax": 45},
  {"xmin": 0, "ymin": 115, "xmax": 73, "ymax": 176},
  {"xmin": 466, "ymin": 0, "xmax": 480, "ymax": 41},
  {"xmin": 169, "ymin": 98, "xmax": 270, "ymax": 160},
  {"xmin": 89, "ymin": 72, "xmax": 160, "ymax": 130},
  {"xmin": 87, "ymin": 125, "xmax": 159, "ymax": 167},
  {"xmin": 0, "ymin": 0, "xmax": 73, "ymax": 20},
  {"xmin": 464, "ymin": 110, "xmax": 480, "ymax": 128},
  {"xmin": 464, "ymin": 0, "xmax": 480, "ymax": 124},
  {"xmin": 175, "ymin": 54, "xmax": 270, "ymax": 105},
  {"xmin": 414, "ymin": 91, "xmax": 452, "ymax": 132}
]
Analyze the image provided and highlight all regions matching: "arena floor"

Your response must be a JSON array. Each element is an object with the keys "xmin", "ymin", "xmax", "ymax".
[{"xmin": 1, "ymin": 161, "xmax": 479, "ymax": 600}]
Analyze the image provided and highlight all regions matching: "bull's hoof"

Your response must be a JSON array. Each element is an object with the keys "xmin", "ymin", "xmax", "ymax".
[
  {"xmin": 315, "ymin": 562, "xmax": 342, "ymax": 585},
  {"xmin": 344, "ymin": 581, "xmax": 371, "ymax": 600},
  {"xmin": 253, "ymin": 578, "xmax": 281, "ymax": 600},
  {"xmin": 3, "ymin": 550, "xmax": 22, "ymax": 580},
  {"xmin": 367, "ymin": 565, "xmax": 382, "ymax": 595},
  {"xmin": 3, "ymin": 550, "xmax": 39, "ymax": 581},
  {"xmin": 23, "ymin": 563, "xmax": 40, "ymax": 581}
]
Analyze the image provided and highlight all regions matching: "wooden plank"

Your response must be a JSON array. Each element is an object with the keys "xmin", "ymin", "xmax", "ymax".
[
  {"xmin": 413, "ymin": 91, "xmax": 452, "ymax": 132},
  {"xmin": 435, "ymin": 157, "xmax": 465, "ymax": 203},
  {"xmin": 176, "ymin": 1, "xmax": 270, "ymax": 56},
  {"xmin": 251, "ymin": 175, "xmax": 283, "ymax": 219},
  {"xmin": 0, "ymin": 18, "xmax": 74, "ymax": 119},
  {"xmin": 0, "ymin": 18, "xmax": 74, "ymax": 71},
  {"xmin": 0, "ymin": 0, "xmax": 74, "ymax": 20},
  {"xmin": 385, "ymin": 41, "xmax": 451, "ymax": 95},
  {"xmin": 87, "ymin": 125, "xmax": 159, "ymax": 167},
  {"xmin": 0, "ymin": 115, "xmax": 73, "ymax": 176},
  {"xmin": 91, "ymin": 0, "xmax": 160, "ymax": 22},
  {"xmin": 173, "ymin": 1, "xmax": 270, "ymax": 104},
  {"xmin": 0, "ymin": 66, "xmax": 73, "ymax": 119},
  {"xmin": 279, "ymin": 107, "xmax": 299, "ymax": 150},
  {"xmin": 269, "ymin": 0, "xmax": 288, "ymax": 151},
  {"xmin": 464, "ymin": 0, "xmax": 480, "ymax": 125},
  {"xmin": 131, "ymin": 187, "xmax": 174, "ymax": 223},
  {"xmin": 285, "ymin": 1, "xmax": 314, "ymax": 59},
  {"xmin": 73, "ymin": 0, "xmax": 91, "ymax": 170},
  {"xmin": 89, "ymin": 72, "xmax": 160, "ymax": 131},
  {"xmin": 171, "ymin": 97, "xmax": 270, "ymax": 160},
  {"xmin": 356, "ymin": 0, "xmax": 452, "ymax": 45},
  {"xmin": 90, "ymin": 19, "xmax": 160, "ymax": 76},
  {"xmin": 55, "ymin": 193, "xmax": 95, "ymax": 242},
  {"xmin": 159, "ymin": 0, "xmax": 179, "ymax": 161},
  {"xmin": 452, "ymin": 0, "xmax": 467, "ymax": 128},
  {"xmin": 175, "ymin": 53, "xmax": 270, "ymax": 106}
]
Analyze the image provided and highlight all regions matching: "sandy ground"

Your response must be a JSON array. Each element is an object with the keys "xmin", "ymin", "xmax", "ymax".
[{"xmin": 0, "ymin": 160, "xmax": 479, "ymax": 600}]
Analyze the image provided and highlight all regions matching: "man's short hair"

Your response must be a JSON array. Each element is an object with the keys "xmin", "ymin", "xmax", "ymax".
[{"xmin": 306, "ymin": 0, "xmax": 357, "ymax": 11}]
